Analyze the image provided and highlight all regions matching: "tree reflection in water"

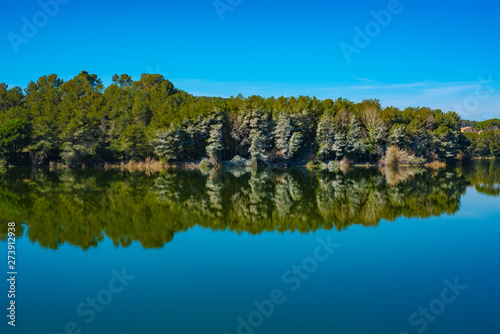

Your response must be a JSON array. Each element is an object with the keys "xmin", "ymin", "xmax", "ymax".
[{"xmin": 0, "ymin": 160, "xmax": 498, "ymax": 249}]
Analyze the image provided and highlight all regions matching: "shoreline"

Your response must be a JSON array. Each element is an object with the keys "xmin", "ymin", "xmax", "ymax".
[{"xmin": 2, "ymin": 158, "xmax": 494, "ymax": 171}]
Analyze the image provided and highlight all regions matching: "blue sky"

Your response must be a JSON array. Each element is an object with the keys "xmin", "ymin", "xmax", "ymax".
[{"xmin": 1, "ymin": 0, "xmax": 499, "ymax": 120}]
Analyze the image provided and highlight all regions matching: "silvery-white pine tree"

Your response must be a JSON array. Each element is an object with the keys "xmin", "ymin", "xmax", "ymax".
[
  {"xmin": 362, "ymin": 108, "xmax": 388, "ymax": 157},
  {"xmin": 250, "ymin": 130, "xmax": 267, "ymax": 165},
  {"xmin": 151, "ymin": 127, "xmax": 181, "ymax": 161},
  {"xmin": 288, "ymin": 132, "xmax": 303, "ymax": 159},
  {"xmin": 275, "ymin": 113, "xmax": 303, "ymax": 161},
  {"xmin": 332, "ymin": 131, "xmax": 346, "ymax": 160},
  {"xmin": 275, "ymin": 113, "xmax": 292, "ymax": 156},
  {"xmin": 206, "ymin": 123, "xmax": 223, "ymax": 165},
  {"xmin": 345, "ymin": 115, "xmax": 366, "ymax": 160},
  {"xmin": 388, "ymin": 124, "xmax": 407, "ymax": 149},
  {"xmin": 316, "ymin": 112, "xmax": 335, "ymax": 161}
]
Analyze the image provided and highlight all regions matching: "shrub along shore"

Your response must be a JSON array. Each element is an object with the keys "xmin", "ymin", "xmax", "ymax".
[{"xmin": 1, "ymin": 71, "xmax": 499, "ymax": 168}]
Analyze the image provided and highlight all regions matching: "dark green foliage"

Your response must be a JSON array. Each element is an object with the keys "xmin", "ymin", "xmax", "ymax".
[
  {"xmin": 121, "ymin": 124, "xmax": 149, "ymax": 161},
  {"xmin": 0, "ymin": 72, "xmax": 498, "ymax": 166},
  {"xmin": 60, "ymin": 114, "xmax": 100, "ymax": 166},
  {"xmin": 0, "ymin": 84, "xmax": 25, "ymax": 124},
  {"xmin": 490, "ymin": 139, "xmax": 500, "ymax": 158},
  {"xmin": 0, "ymin": 118, "xmax": 31, "ymax": 164},
  {"xmin": 466, "ymin": 131, "xmax": 500, "ymax": 158},
  {"xmin": 476, "ymin": 119, "xmax": 500, "ymax": 131}
]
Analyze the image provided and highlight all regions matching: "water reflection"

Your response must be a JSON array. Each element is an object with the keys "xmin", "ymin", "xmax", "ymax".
[{"xmin": 1, "ymin": 160, "xmax": 499, "ymax": 249}]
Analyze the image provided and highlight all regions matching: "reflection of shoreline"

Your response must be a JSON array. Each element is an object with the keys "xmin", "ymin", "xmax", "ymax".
[
  {"xmin": 379, "ymin": 166, "xmax": 426, "ymax": 186},
  {"xmin": 470, "ymin": 183, "xmax": 500, "ymax": 196},
  {"xmin": 0, "ymin": 161, "xmax": 498, "ymax": 249}
]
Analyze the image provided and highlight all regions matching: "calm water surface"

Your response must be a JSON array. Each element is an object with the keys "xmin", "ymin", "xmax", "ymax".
[{"xmin": 1, "ymin": 161, "xmax": 500, "ymax": 334}]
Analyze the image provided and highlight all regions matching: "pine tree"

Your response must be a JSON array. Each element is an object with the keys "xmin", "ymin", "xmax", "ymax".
[
  {"xmin": 0, "ymin": 118, "xmax": 31, "ymax": 164},
  {"xmin": 121, "ymin": 124, "xmax": 148, "ymax": 161},
  {"xmin": 490, "ymin": 139, "xmax": 500, "ymax": 158},
  {"xmin": 288, "ymin": 132, "xmax": 303, "ymax": 159},
  {"xmin": 345, "ymin": 115, "xmax": 366, "ymax": 160},
  {"xmin": 409, "ymin": 125, "xmax": 428, "ymax": 158},
  {"xmin": 60, "ymin": 114, "xmax": 100, "ymax": 166},
  {"xmin": 316, "ymin": 113, "xmax": 335, "ymax": 161},
  {"xmin": 275, "ymin": 113, "xmax": 292, "ymax": 157},
  {"xmin": 434, "ymin": 128, "xmax": 458, "ymax": 160},
  {"xmin": 388, "ymin": 124, "xmax": 407, "ymax": 149},
  {"xmin": 332, "ymin": 131, "xmax": 346, "ymax": 160},
  {"xmin": 362, "ymin": 108, "xmax": 388, "ymax": 158},
  {"xmin": 206, "ymin": 123, "xmax": 223, "ymax": 165},
  {"xmin": 274, "ymin": 113, "xmax": 303, "ymax": 161},
  {"xmin": 152, "ymin": 128, "xmax": 181, "ymax": 161},
  {"xmin": 250, "ymin": 130, "xmax": 267, "ymax": 166}
]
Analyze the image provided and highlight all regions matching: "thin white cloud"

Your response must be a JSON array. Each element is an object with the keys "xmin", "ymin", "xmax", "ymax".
[
  {"xmin": 157, "ymin": 77, "xmax": 500, "ymax": 120},
  {"xmin": 418, "ymin": 84, "xmax": 478, "ymax": 96},
  {"xmin": 348, "ymin": 82, "xmax": 430, "ymax": 90},
  {"xmin": 351, "ymin": 76, "xmax": 376, "ymax": 83}
]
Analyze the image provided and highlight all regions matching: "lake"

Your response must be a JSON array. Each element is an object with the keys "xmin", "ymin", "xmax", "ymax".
[{"xmin": 1, "ymin": 161, "xmax": 500, "ymax": 334}]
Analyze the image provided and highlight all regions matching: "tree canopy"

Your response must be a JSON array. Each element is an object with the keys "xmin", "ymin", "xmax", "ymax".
[{"xmin": 0, "ymin": 71, "xmax": 498, "ymax": 166}]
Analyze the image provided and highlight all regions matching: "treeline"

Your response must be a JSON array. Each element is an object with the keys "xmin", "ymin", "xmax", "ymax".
[
  {"xmin": 476, "ymin": 119, "xmax": 500, "ymax": 131},
  {"xmin": 460, "ymin": 118, "xmax": 500, "ymax": 158},
  {"xmin": 0, "ymin": 71, "xmax": 498, "ymax": 167},
  {"xmin": 465, "ymin": 131, "xmax": 500, "ymax": 158}
]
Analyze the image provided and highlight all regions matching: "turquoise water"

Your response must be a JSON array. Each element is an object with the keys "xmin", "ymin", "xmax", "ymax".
[{"xmin": 1, "ymin": 162, "xmax": 500, "ymax": 334}]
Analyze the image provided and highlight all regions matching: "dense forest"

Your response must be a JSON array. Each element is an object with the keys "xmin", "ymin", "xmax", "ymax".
[{"xmin": 1, "ymin": 71, "xmax": 499, "ymax": 167}]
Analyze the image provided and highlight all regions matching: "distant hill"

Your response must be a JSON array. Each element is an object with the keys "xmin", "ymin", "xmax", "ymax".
[{"xmin": 476, "ymin": 119, "xmax": 500, "ymax": 131}]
